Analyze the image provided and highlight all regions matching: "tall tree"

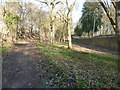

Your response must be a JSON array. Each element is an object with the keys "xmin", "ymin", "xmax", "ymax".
[
  {"xmin": 76, "ymin": 1, "xmax": 103, "ymax": 37},
  {"xmin": 2, "ymin": 2, "xmax": 20, "ymax": 42},
  {"xmin": 66, "ymin": 0, "xmax": 76, "ymax": 49},
  {"xmin": 36, "ymin": 0, "xmax": 62, "ymax": 43}
]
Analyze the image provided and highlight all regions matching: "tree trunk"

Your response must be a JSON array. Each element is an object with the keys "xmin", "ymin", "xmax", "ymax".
[
  {"xmin": 92, "ymin": 18, "xmax": 96, "ymax": 37},
  {"xmin": 49, "ymin": 9, "xmax": 55, "ymax": 43},
  {"xmin": 52, "ymin": 24, "xmax": 55, "ymax": 43},
  {"xmin": 116, "ymin": 1, "xmax": 120, "ymax": 71},
  {"xmin": 50, "ymin": 23, "xmax": 53, "ymax": 43},
  {"xmin": 38, "ymin": 28, "xmax": 41, "ymax": 42},
  {"xmin": 67, "ymin": 21, "xmax": 72, "ymax": 49},
  {"xmin": 88, "ymin": 32, "xmax": 90, "ymax": 37}
]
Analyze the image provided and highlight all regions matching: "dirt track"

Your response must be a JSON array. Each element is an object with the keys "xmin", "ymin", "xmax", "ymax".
[{"xmin": 2, "ymin": 41, "xmax": 50, "ymax": 88}]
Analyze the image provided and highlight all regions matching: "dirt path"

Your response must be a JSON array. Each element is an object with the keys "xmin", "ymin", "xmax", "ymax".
[{"xmin": 2, "ymin": 41, "xmax": 50, "ymax": 88}]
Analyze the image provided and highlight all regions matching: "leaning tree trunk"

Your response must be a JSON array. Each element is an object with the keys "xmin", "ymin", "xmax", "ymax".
[{"xmin": 116, "ymin": 1, "xmax": 120, "ymax": 71}]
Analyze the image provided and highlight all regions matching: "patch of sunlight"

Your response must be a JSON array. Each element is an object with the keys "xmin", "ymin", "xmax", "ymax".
[{"xmin": 17, "ymin": 41, "xmax": 29, "ymax": 44}]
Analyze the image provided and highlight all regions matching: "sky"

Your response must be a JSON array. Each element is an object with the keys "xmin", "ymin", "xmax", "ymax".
[{"xmin": 72, "ymin": 0, "xmax": 86, "ymax": 24}]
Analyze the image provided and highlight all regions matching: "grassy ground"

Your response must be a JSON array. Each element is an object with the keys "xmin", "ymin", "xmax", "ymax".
[
  {"xmin": 36, "ymin": 42, "xmax": 120, "ymax": 88},
  {"xmin": 0, "ymin": 40, "xmax": 27, "ymax": 55},
  {"xmin": 0, "ymin": 46, "xmax": 11, "ymax": 55}
]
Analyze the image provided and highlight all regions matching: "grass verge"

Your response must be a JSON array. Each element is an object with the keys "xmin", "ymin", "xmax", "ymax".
[
  {"xmin": 0, "ymin": 46, "xmax": 11, "ymax": 55},
  {"xmin": 36, "ymin": 42, "xmax": 120, "ymax": 88}
]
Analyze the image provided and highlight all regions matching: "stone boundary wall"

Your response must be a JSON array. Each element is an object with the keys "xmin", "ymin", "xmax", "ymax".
[{"xmin": 73, "ymin": 36, "xmax": 118, "ymax": 51}]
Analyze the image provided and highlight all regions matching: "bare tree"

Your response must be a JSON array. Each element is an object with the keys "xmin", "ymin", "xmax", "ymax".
[
  {"xmin": 36, "ymin": 0, "xmax": 62, "ymax": 43},
  {"xmin": 66, "ymin": 0, "xmax": 76, "ymax": 49},
  {"xmin": 2, "ymin": 2, "xmax": 20, "ymax": 42}
]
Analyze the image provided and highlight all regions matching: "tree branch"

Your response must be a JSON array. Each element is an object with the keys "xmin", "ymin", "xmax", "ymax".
[
  {"xmin": 111, "ymin": 1, "xmax": 116, "ymax": 9},
  {"xmin": 98, "ymin": 0, "xmax": 116, "ymax": 33}
]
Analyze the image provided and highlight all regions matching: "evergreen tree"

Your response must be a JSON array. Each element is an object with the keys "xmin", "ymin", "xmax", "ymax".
[{"xmin": 75, "ymin": 1, "xmax": 103, "ymax": 37}]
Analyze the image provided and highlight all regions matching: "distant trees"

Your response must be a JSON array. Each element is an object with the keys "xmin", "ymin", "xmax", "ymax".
[
  {"xmin": 1, "ymin": 0, "xmax": 77, "ymax": 49},
  {"xmin": 98, "ymin": 0, "xmax": 116, "ymax": 32},
  {"xmin": 101, "ymin": 4, "xmax": 115, "ymax": 35},
  {"xmin": 75, "ymin": 1, "xmax": 103, "ymax": 37},
  {"xmin": 36, "ymin": 0, "xmax": 76, "ymax": 49},
  {"xmin": 1, "ymin": 1, "xmax": 73, "ymax": 51},
  {"xmin": 55, "ymin": 11, "xmax": 67, "ymax": 42},
  {"xmin": 37, "ymin": 0, "xmax": 62, "ymax": 43},
  {"xmin": 35, "ymin": 8, "xmax": 49, "ymax": 42}
]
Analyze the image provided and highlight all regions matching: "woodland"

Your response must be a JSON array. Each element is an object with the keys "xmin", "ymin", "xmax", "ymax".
[{"xmin": 0, "ymin": 0, "xmax": 120, "ymax": 88}]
